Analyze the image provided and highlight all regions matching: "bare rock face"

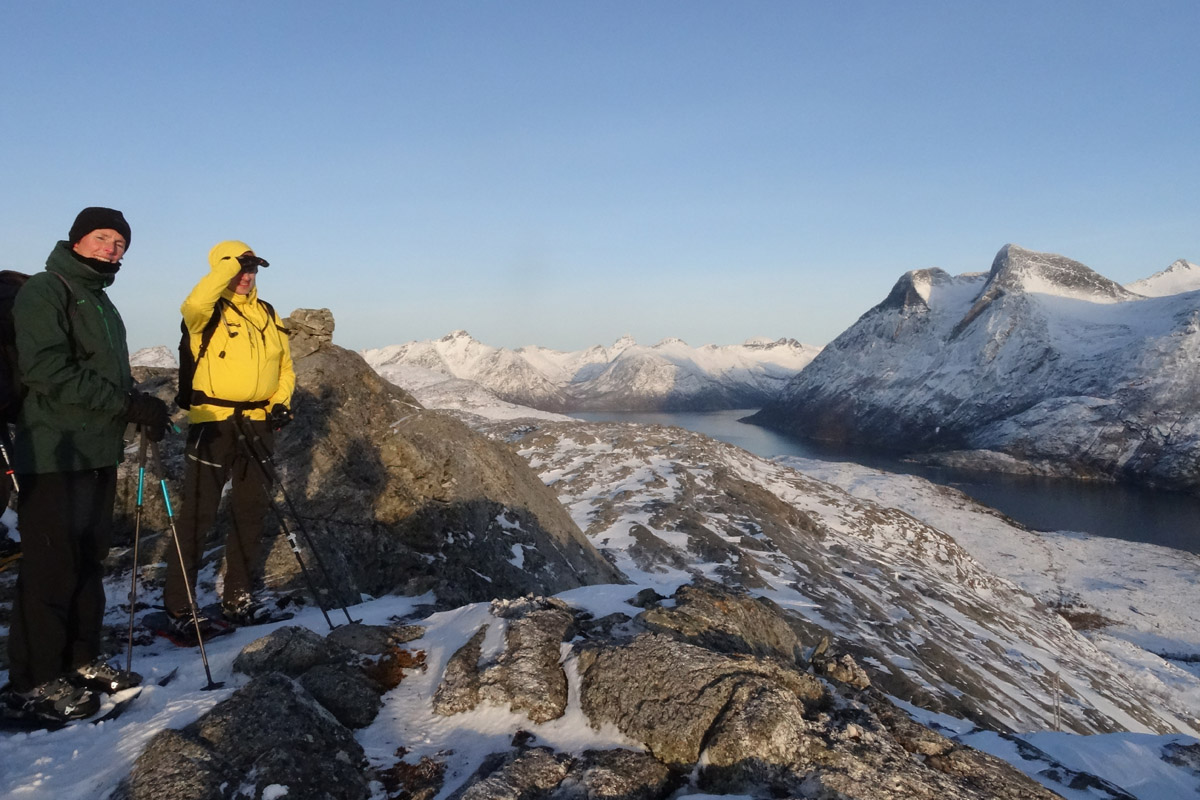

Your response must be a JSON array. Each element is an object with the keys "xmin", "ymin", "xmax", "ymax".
[
  {"xmin": 550, "ymin": 749, "xmax": 677, "ymax": 800},
  {"xmin": 264, "ymin": 309, "xmax": 625, "ymax": 608},
  {"xmin": 450, "ymin": 747, "xmax": 572, "ymax": 800},
  {"xmin": 433, "ymin": 596, "xmax": 574, "ymax": 723},
  {"xmin": 479, "ymin": 597, "xmax": 575, "ymax": 723},
  {"xmin": 115, "ymin": 673, "xmax": 371, "ymax": 800},
  {"xmin": 433, "ymin": 624, "xmax": 488, "ymax": 716},
  {"xmin": 577, "ymin": 632, "xmax": 827, "ymax": 765},
  {"xmin": 638, "ymin": 577, "xmax": 806, "ymax": 663},
  {"xmin": 286, "ymin": 307, "xmax": 335, "ymax": 358},
  {"xmin": 116, "ymin": 309, "xmax": 625, "ymax": 611}
]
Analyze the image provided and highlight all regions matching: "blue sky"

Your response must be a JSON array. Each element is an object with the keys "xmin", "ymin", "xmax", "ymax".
[{"xmin": 2, "ymin": 1, "xmax": 1197, "ymax": 353}]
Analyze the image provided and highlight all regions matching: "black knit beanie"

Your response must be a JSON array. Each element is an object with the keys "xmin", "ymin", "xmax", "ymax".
[{"xmin": 69, "ymin": 207, "xmax": 131, "ymax": 248}]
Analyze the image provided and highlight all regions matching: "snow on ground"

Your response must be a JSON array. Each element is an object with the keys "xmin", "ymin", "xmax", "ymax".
[
  {"xmin": 371, "ymin": 362, "xmax": 571, "ymax": 422},
  {"xmin": 785, "ymin": 456, "xmax": 1200, "ymax": 710}
]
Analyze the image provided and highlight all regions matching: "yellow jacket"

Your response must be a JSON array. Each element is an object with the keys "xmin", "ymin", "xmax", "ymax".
[{"xmin": 181, "ymin": 240, "xmax": 295, "ymax": 423}]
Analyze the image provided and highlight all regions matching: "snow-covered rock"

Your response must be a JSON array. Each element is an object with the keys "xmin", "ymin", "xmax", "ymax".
[
  {"xmin": 362, "ymin": 332, "xmax": 820, "ymax": 412},
  {"xmin": 129, "ymin": 345, "xmax": 177, "ymax": 368},
  {"xmin": 749, "ymin": 243, "xmax": 1200, "ymax": 490}
]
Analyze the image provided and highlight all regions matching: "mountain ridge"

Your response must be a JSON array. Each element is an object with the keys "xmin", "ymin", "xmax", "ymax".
[
  {"xmin": 750, "ymin": 243, "xmax": 1200, "ymax": 490},
  {"xmin": 363, "ymin": 331, "xmax": 820, "ymax": 412}
]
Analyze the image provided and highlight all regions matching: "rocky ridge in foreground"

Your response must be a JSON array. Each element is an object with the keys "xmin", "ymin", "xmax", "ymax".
[{"xmin": 114, "ymin": 584, "xmax": 1069, "ymax": 800}]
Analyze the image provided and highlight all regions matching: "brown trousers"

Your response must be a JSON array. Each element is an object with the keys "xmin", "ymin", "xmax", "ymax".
[{"xmin": 163, "ymin": 419, "xmax": 274, "ymax": 616}]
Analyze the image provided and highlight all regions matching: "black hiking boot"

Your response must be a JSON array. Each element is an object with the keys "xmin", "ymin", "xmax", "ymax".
[
  {"xmin": 167, "ymin": 608, "xmax": 213, "ymax": 641},
  {"xmin": 72, "ymin": 657, "xmax": 142, "ymax": 694},
  {"xmin": 221, "ymin": 591, "xmax": 271, "ymax": 625}
]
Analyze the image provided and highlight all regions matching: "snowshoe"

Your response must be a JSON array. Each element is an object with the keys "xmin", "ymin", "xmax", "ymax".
[
  {"xmin": 0, "ymin": 677, "xmax": 99, "ymax": 729},
  {"xmin": 73, "ymin": 657, "xmax": 142, "ymax": 694},
  {"xmin": 143, "ymin": 607, "xmax": 234, "ymax": 648}
]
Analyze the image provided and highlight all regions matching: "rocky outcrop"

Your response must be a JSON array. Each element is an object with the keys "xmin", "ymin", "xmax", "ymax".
[
  {"xmin": 115, "ymin": 309, "xmax": 625, "ymax": 612},
  {"xmin": 749, "ymin": 244, "xmax": 1200, "ymax": 490},
  {"xmin": 115, "ymin": 673, "xmax": 371, "ymax": 800},
  {"xmin": 420, "ymin": 582, "xmax": 1063, "ymax": 798},
  {"xmin": 116, "ymin": 621, "xmax": 424, "ymax": 800}
]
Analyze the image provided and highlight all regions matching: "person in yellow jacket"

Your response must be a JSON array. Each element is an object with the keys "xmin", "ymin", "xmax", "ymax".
[{"xmin": 163, "ymin": 240, "xmax": 295, "ymax": 634}]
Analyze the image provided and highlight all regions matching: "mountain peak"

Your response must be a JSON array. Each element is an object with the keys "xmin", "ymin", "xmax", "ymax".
[
  {"xmin": 873, "ymin": 268, "xmax": 954, "ymax": 314},
  {"xmin": 1127, "ymin": 258, "xmax": 1200, "ymax": 298},
  {"xmin": 611, "ymin": 334, "xmax": 638, "ymax": 351},
  {"xmin": 441, "ymin": 330, "xmax": 475, "ymax": 342},
  {"xmin": 988, "ymin": 244, "xmax": 1136, "ymax": 304}
]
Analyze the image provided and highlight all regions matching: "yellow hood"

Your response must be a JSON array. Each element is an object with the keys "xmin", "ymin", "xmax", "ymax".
[{"xmin": 208, "ymin": 240, "xmax": 256, "ymax": 269}]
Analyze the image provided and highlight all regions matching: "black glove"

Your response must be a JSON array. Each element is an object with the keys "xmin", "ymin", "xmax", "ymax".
[
  {"xmin": 125, "ymin": 390, "xmax": 170, "ymax": 442},
  {"xmin": 269, "ymin": 403, "xmax": 293, "ymax": 431}
]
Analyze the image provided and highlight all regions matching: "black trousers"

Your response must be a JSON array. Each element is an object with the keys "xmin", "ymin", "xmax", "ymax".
[
  {"xmin": 164, "ymin": 419, "xmax": 273, "ymax": 616},
  {"xmin": 8, "ymin": 467, "xmax": 116, "ymax": 692}
]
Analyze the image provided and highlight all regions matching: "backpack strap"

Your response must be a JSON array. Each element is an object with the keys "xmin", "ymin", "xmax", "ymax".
[{"xmin": 195, "ymin": 297, "xmax": 230, "ymax": 363}]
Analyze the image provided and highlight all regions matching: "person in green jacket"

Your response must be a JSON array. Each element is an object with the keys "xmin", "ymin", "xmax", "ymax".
[{"xmin": 3, "ymin": 207, "xmax": 169, "ymax": 724}]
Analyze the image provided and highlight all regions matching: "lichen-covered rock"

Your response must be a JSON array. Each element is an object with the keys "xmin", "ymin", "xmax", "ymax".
[
  {"xmin": 299, "ymin": 661, "xmax": 384, "ymax": 729},
  {"xmin": 637, "ymin": 578, "xmax": 804, "ymax": 663},
  {"xmin": 111, "ymin": 729, "xmax": 233, "ymax": 800},
  {"xmin": 267, "ymin": 315, "xmax": 625, "ymax": 608},
  {"xmin": 550, "ymin": 749, "xmax": 676, "ymax": 800},
  {"xmin": 114, "ymin": 673, "xmax": 371, "ymax": 800},
  {"xmin": 433, "ymin": 624, "xmax": 487, "ymax": 716},
  {"xmin": 577, "ymin": 632, "xmax": 827, "ymax": 764},
  {"xmin": 698, "ymin": 679, "xmax": 811, "ymax": 792},
  {"xmin": 241, "ymin": 744, "xmax": 367, "ymax": 800},
  {"xmin": 327, "ymin": 621, "xmax": 425, "ymax": 654},
  {"xmin": 450, "ymin": 747, "xmax": 572, "ymax": 800},
  {"xmin": 479, "ymin": 599, "xmax": 574, "ymax": 723},
  {"xmin": 815, "ymin": 652, "xmax": 872, "ymax": 689},
  {"xmin": 188, "ymin": 673, "xmax": 366, "ymax": 783},
  {"xmin": 232, "ymin": 624, "xmax": 351, "ymax": 677}
]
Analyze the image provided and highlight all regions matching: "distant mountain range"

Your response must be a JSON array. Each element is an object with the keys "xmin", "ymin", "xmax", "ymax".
[
  {"xmin": 362, "ymin": 331, "xmax": 820, "ymax": 412},
  {"xmin": 749, "ymin": 244, "xmax": 1200, "ymax": 490}
]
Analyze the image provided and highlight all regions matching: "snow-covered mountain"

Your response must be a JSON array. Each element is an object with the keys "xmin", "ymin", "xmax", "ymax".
[
  {"xmin": 1126, "ymin": 258, "xmax": 1200, "ymax": 297},
  {"xmin": 129, "ymin": 345, "xmax": 177, "ymax": 368},
  {"xmin": 362, "ymin": 330, "xmax": 820, "ymax": 412},
  {"xmin": 750, "ymin": 244, "xmax": 1200, "ymax": 490}
]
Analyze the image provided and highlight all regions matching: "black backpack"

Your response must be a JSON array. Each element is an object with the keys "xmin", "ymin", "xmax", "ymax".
[
  {"xmin": 175, "ymin": 297, "xmax": 277, "ymax": 410},
  {"xmin": 0, "ymin": 271, "xmax": 30, "ymax": 424},
  {"xmin": 0, "ymin": 270, "xmax": 77, "ymax": 424}
]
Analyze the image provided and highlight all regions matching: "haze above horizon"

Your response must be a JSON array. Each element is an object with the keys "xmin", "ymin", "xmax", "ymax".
[{"xmin": 3, "ymin": 1, "xmax": 1196, "ymax": 353}]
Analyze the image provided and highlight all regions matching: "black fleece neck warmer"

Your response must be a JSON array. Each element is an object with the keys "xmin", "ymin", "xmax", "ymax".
[{"xmin": 69, "ymin": 248, "xmax": 122, "ymax": 276}]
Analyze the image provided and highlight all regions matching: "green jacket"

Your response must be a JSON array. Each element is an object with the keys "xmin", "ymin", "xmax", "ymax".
[{"xmin": 13, "ymin": 241, "xmax": 132, "ymax": 473}]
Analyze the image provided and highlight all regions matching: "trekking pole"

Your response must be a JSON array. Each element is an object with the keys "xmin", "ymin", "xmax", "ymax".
[
  {"xmin": 232, "ymin": 411, "xmax": 356, "ymax": 627},
  {"xmin": 149, "ymin": 440, "xmax": 224, "ymax": 691},
  {"xmin": 0, "ymin": 424, "xmax": 19, "ymax": 493},
  {"xmin": 125, "ymin": 427, "xmax": 150, "ymax": 674}
]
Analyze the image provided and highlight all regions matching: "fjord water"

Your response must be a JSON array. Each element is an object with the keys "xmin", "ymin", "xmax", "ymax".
[{"xmin": 569, "ymin": 409, "xmax": 1200, "ymax": 555}]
